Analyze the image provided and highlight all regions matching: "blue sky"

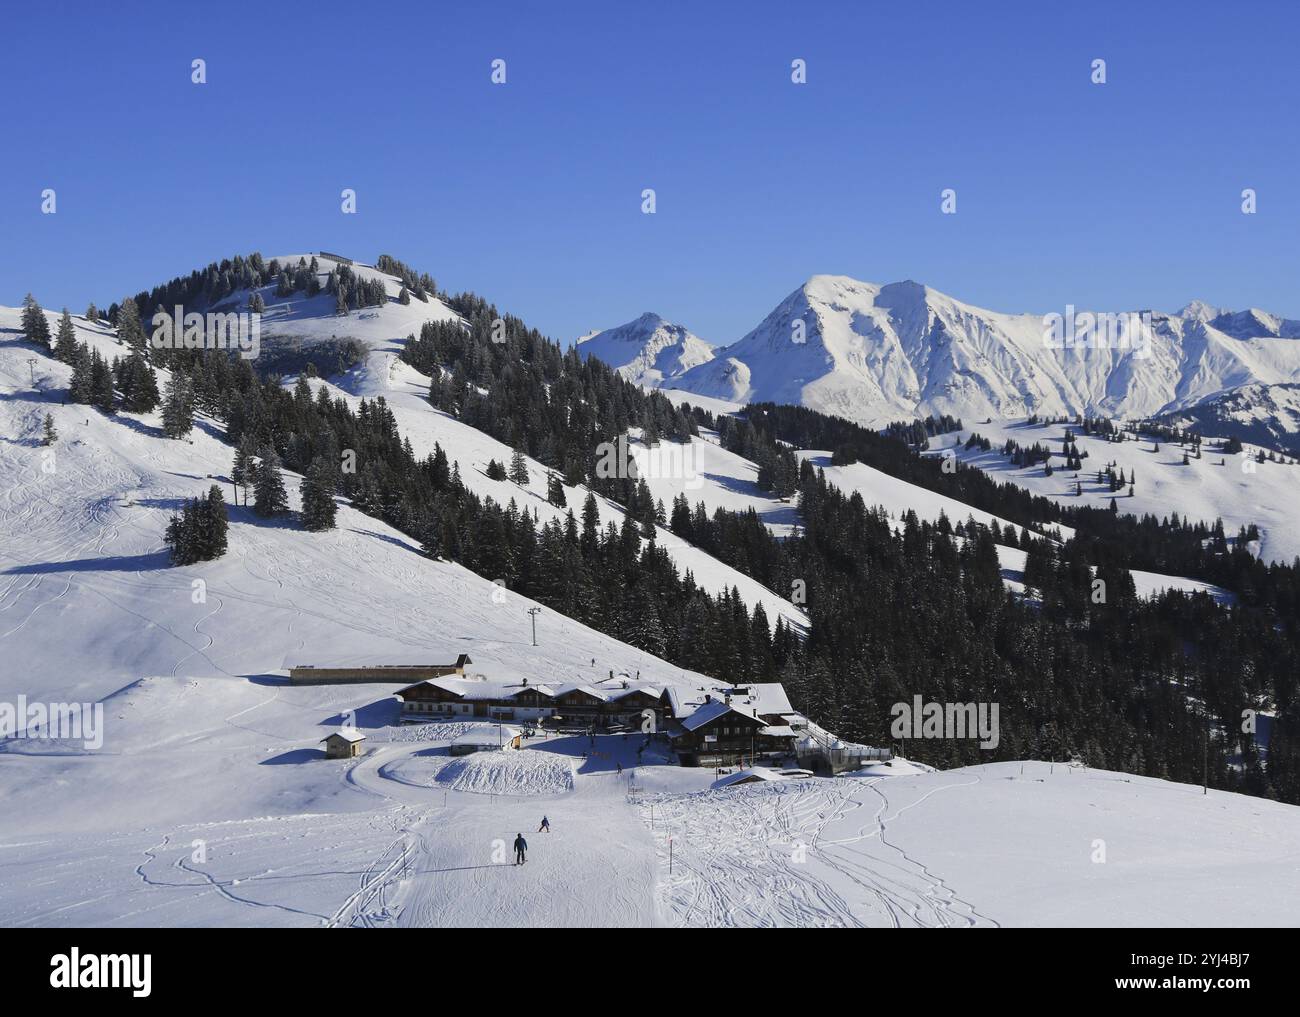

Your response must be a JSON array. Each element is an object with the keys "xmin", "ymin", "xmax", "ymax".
[{"xmin": 4, "ymin": 0, "xmax": 1297, "ymax": 345}]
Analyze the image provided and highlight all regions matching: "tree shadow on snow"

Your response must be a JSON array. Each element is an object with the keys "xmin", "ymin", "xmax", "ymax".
[{"xmin": 2, "ymin": 550, "xmax": 170, "ymax": 575}]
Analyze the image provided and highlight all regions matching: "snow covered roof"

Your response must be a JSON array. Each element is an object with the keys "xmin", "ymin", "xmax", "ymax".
[
  {"xmin": 759, "ymin": 725, "xmax": 796, "ymax": 738},
  {"xmin": 398, "ymin": 676, "xmax": 536, "ymax": 700},
  {"xmin": 610, "ymin": 685, "xmax": 661, "ymax": 700},
  {"xmin": 507, "ymin": 684, "xmax": 557, "ymax": 698},
  {"xmin": 321, "ymin": 729, "xmax": 365, "ymax": 743},
  {"xmin": 452, "ymin": 725, "xmax": 522, "ymax": 747},
  {"xmin": 680, "ymin": 699, "xmax": 765, "ymax": 732},
  {"xmin": 553, "ymin": 683, "xmax": 610, "ymax": 701},
  {"xmin": 663, "ymin": 686, "xmax": 712, "ymax": 719},
  {"xmin": 713, "ymin": 766, "xmax": 786, "ymax": 788},
  {"xmin": 734, "ymin": 683, "xmax": 794, "ymax": 717}
]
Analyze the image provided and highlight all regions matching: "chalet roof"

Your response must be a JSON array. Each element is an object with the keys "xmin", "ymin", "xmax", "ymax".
[
  {"xmin": 610, "ymin": 685, "xmax": 661, "ymax": 701},
  {"xmin": 736, "ymin": 683, "xmax": 795, "ymax": 717},
  {"xmin": 759, "ymin": 725, "xmax": 796, "ymax": 738},
  {"xmin": 322, "ymin": 730, "xmax": 366, "ymax": 744},
  {"xmin": 680, "ymin": 700, "xmax": 765, "ymax": 732},
  {"xmin": 553, "ymin": 684, "xmax": 610, "ymax": 701},
  {"xmin": 663, "ymin": 686, "xmax": 712, "ymax": 719},
  {"xmin": 506, "ymin": 684, "xmax": 557, "ymax": 699}
]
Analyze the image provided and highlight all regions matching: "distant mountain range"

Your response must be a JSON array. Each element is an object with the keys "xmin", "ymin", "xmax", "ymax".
[{"xmin": 579, "ymin": 276, "xmax": 1300, "ymax": 448}]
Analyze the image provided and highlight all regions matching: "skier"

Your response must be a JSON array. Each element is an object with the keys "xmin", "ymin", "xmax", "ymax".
[
  {"xmin": 616, "ymin": 762, "xmax": 623, "ymax": 776},
  {"xmin": 513, "ymin": 833, "xmax": 528, "ymax": 865},
  {"xmin": 538, "ymin": 816, "xmax": 550, "ymax": 833}
]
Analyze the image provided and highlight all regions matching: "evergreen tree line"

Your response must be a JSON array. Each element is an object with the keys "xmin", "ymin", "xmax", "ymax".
[
  {"xmin": 400, "ymin": 311, "xmax": 699, "ymax": 501},
  {"xmin": 739, "ymin": 403, "xmax": 1300, "ymax": 618},
  {"xmin": 882, "ymin": 414, "xmax": 964, "ymax": 446}
]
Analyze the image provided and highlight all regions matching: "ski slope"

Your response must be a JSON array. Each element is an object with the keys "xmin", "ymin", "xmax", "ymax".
[
  {"xmin": 936, "ymin": 419, "xmax": 1300, "ymax": 565},
  {"xmin": 641, "ymin": 760, "xmax": 1300, "ymax": 927}
]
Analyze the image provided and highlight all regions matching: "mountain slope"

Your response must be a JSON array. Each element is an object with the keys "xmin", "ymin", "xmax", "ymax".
[
  {"xmin": 661, "ymin": 275, "xmax": 1300, "ymax": 426},
  {"xmin": 1167, "ymin": 382, "xmax": 1300, "ymax": 456},
  {"xmin": 575, "ymin": 312, "xmax": 714, "ymax": 386}
]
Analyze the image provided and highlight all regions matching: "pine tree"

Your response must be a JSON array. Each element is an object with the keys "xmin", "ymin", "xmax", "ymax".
[
  {"xmin": 231, "ymin": 441, "xmax": 255, "ymax": 505},
  {"xmin": 161, "ymin": 372, "xmax": 195, "ymax": 438},
  {"xmin": 90, "ymin": 350, "xmax": 116, "ymax": 413},
  {"xmin": 118, "ymin": 353, "xmax": 161, "ymax": 412},
  {"xmin": 69, "ymin": 344, "xmax": 94, "ymax": 404},
  {"xmin": 53, "ymin": 310, "xmax": 78, "ymax": 364},
  {"xmin": 164, "ymin": 487, "xmax": 229, "ymax": 565},
  {"xmin": 205, "ymin": 485, "xmax": 229, "ymax": 557},
  {"xmin": 85, "ymin": 302, "xmax": 99, "ymax": 322},
  {"xmin": 164, "ymin": 503, "xmax": 195, "ymax": 564},
  {"xmin": 20, "ymin": 294, "xmax": 51, "ymax": 347},
  {"xmin": 300, "ymin": 459, "xmax": 337, "ymax": 531},
  {"xmin": 485, "ymin": 458, "xmax": 507, "ymax": 481},
  {"xmin": 398, "ymin": 286, "xmax": 411, "ymax": 305},
  {"xmin": 116, "ymin": 297, "xmax": 147, "ymax": 356},
  {"xmin": 253, "ymin": 444, "xmax": 289, "ymax": 517},
  {"xmin": 509, "ymin": 447, "xmax": 530, "ymax": 486},
  {"xmin": 546, "ymin": 471, "xmax": 567, "ymax": 508},
  {"xmin": 42, "ymin": 413, "xmax": 58, "ymax": 446}
]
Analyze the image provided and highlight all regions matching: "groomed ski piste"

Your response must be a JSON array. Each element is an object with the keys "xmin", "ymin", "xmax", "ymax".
[{"xmin": 4, "ymin": 271, "xmax": 1300, "ymax": 928}]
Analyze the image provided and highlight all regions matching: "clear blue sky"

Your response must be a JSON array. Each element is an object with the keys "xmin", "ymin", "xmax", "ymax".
[{"xmin": 4, "ymin": 0, "xmax": 1297, "ymax": 346}]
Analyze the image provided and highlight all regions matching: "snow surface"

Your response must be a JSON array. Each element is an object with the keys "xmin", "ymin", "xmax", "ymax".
[
  {"xmin": 935, "ymin": 418, "xmax": 1300, "ymax": 565},
  {"xmin": 641, "ymin": 760, "xmax": 1300, "ymax": 927}
]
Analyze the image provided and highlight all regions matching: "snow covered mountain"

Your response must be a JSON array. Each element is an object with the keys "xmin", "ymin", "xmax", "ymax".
[
  {"xmin": 1168, "ymin": 382, "xmax": 1300, "ymax": 456},
  {"xmin": 575, "ymin": 312, "xmax": 714, "ymax": 386},
  {"xmin": 4, "ymin": 266, "xmax": 1300, "ymax": 928},
  {"xmin": 652, "ymin": 275, "xmax": 1300, "ymax": 427}
]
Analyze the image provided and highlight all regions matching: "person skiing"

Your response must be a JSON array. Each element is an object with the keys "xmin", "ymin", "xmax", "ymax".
[
  {"xmin": 616, "ymin": 762, "xmax": 623, "ymax": 776},
  {"xmin": 513, "ymin": 833, "xmax": 527, "ymax": 865},
  {"xmin": 538, "ymin": 816, "xmax": 550, "ymax": 833}
]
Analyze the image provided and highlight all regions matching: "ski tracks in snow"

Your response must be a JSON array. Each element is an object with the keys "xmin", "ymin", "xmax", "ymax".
[{"xmin": 642, "ymin": 774, "xmax": 1001, "ymax": 928}]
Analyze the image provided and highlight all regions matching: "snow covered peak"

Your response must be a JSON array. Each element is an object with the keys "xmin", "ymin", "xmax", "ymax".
[
  {"xmin": 1176, "ymin": 299, "xmax": 1225, "ymax": 323},
  {"xmin": 663, "ymin": 274, "xmax": 1300, "ymax": 426},
  {"xmin": 1210, "ymin": 307, "xmax": 1300, "ymax": 340},
  {"xmin": 575, "ymin": 313, "xmax": 714, "ymax": 387}
]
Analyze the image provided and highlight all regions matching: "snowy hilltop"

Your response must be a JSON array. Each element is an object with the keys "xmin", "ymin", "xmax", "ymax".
[
  {"xmin": 575, "ymin": 312, "xmax": 715, "ymax": 387},
  {"xmin": 640, "ymin": 275, "xmax": 1300, "ymax": 427}
]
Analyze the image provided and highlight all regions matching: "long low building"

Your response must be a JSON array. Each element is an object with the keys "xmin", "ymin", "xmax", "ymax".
[
  {"xmin": 395, "ymin": 674, "xmax": 661, "ymax": 727},
  {"xmin": 394, "ymin": 674, "xmax": 806, "ymax": 765},
  {"xmin": 288, "ymin": 654, "xmax": 472, "ymax": 684}
]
